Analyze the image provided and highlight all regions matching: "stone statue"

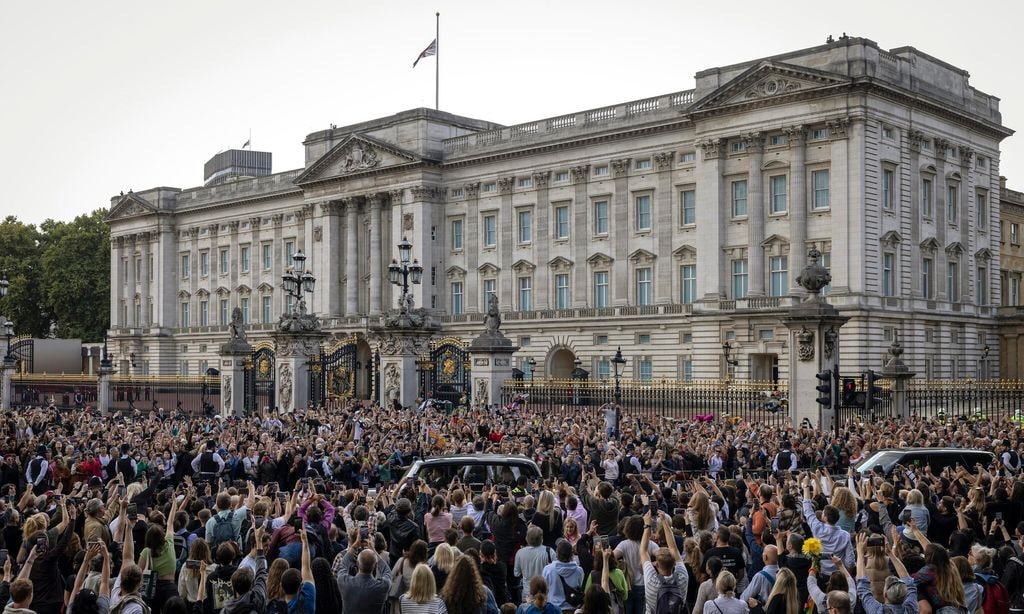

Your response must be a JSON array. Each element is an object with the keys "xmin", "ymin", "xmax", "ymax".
[
  {"xmin": 223, "ymin": 375, "xmax": 232, "ymax": 410},
  {"xmin": 384, "ymin": 363, "xmax": 400, "ymax": 401},
  {"xmin": 475, "ymin": 378, "xmax": 489, "ymax": 406},
  {"xmin": 483, "ymin": 294, "xmax": 501, "ymax": 333},
  {"xmin": 796, "ymin": 247, "xmax": 832, "ymax": 301},
  {"xmin": 47, "ymin": 321, "xmax": 57, "ymax": 339},
  {"xmin": 278, "ymin": 364, "xmax": 293, "ymax": 412},
  {"xmin": 228, "ymin": 307, "xmax": 247, "ymax": 343},
  {"xmin": 797, "ymin": 327, "xmax": 815, "ymax": 361},
  {"xmin": 340, "ymin": 143, "xmax": 379, "ymax": 173}
]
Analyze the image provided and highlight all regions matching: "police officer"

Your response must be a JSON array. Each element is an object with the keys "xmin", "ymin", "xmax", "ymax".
[
  {"xmin": 116, "ymin": 443, "xmax": 138, "ymax": 483},
  {"xmin": 26, "ymin": 445, "xmax": 50, "ymax": 495},
  {"xmin": 190, "ymin": 440, "xmax": 225, "ymax": 487}
]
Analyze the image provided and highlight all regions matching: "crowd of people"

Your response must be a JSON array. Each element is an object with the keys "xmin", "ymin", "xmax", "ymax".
[{"xmin": 0, "ymin": 400, "xmax": 1022, "ymax": 614}]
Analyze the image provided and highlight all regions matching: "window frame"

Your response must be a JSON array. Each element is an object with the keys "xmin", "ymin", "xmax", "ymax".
[
  {"xmin": 922, "ymin": 257, "xmax": 933, "ymax": 299},
  {"xmin": 731, "ymin": 179, "xmax": 748, "ymax": 218},
  {"xmin": 769, "ymin": 255, "xmax": 788, "ymax": 297},
  {"xmin": 517, "ymin": 276, "xmax": 533, "ymax": 311},
  {"xmin": 634, "ymin": 193, "xmax": 652, "ymax": 232},
  {"xmin": 921, "ymin": 177, "xmax": 934, "ymax": 218},
  {"xmin": 555, "ymin": 205, "xmax": 571, "ymax": 240},
  {"xmin": 680, "ymin": 188, "xmax": 696, "ymax": 226},
  {"xmin": 769, "ymin": 175, "xmax": 788, "ymax": 215},
  {"xmin": 635, "ymin": 267, "xmax": 653, "ymax": 306},
  {"xmin": 882, "ymin": 252, "xmax": 896, "ymax": 297},
  {"xmin": 593, "ymin": 200, "xmax": 610, "ymax": 235},
  {"xmin": 483, "ymin": 214, "xmax": 498, "ymax": 248},
  {"xmin": 731, "ymin": 259, "xmax": 748, "ymax": 299},
  {"xmin": 593, "ymin": 271, "xmax": 609, "ymax": 308},
  {"xmin": 450, "ymin": 281, "xmax": 464, "ymax": 315},
  {"xmin": 451, "ymin": 218, "xmax": 464, "ymax": 251},
  {"xmin": 812, "ymin": 169, "xmax": 830, "ymax": 210},
  {"xmin": 680, "ymin": 264, "xmax": 696, "ymax": 304},
  {"xmin": 554, "ymin": 273, "xmax": 570, "ymax": 309},
  {"xmin": 517, "ymin": 209, "xmax": 533, "ymax": 244}
]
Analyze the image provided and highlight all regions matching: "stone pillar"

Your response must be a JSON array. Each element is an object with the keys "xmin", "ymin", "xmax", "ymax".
[
  {"xmin": 345, "ymin": 199, "xmax": 360, "ymax": 315},
  {"xmin": 464, "ymin": 183, "xmax": 481, "ymax": 312},
  {"xmin": 219, "ymin": 324, "xmax": 251, "ymax": 417},
  {"xmin": 368, "ymin": 194, "xmax": 383, "ymax": 316},
  {"xmin": 782, "ymin": 248, "xmax": 850, "ymax": 430},
  {"xmin": 140, "ymin": 233, "xmax": 152, "ymax": 327},
  {"xmin": 468, "ymin": 296, "xmax": 518, "ymax": 408},
  {"xmin": 0, "ymin": 356, "xmax": 13, "ymax": 411},
  {"xmin": 611, "ymin": 159, "xmax": 631, "ymax": 305},
  {"xmin": 111, "ymin": 236, "xmax": 124, "ymax": 328},
  {"xmin": 498, "ymin": 177, "xmax": 515, "ymax": 311},
  {"xmin": 882, "ymin": 334, "xmax": 915, "ymax": 420},
  {"xmin": 273, "ymin": 329, "xmax": 326, "ymax": 413},
  {"xmin": 746, "ymin": 133, "xmax": 766, "ymax": 296},
  {"xmin": 96, "ymin": 358, "xmax": 114, "ymax": 415},
  {"xmin": 787, "ymin": 127, "xmax": 808, "ymax": 293},
  {"xmin": 655, "ymin": 152, "xmax": 674, "ymax": 304},
  {"xmin": 375, "ymin": 330, "xmax": 435, "ymax": 409},
  {"xmin": 126, "ymin": 235, "xmax": 137, "ymax": 326},
  {"xmin": 696, "ymin": 140, "xmax": 725, "ymax": 299}
]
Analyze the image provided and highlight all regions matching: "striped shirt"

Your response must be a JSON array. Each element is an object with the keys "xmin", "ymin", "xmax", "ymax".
[{"xmin": 399, "ymin": 595, "xmax": 448, "ymax": 614}]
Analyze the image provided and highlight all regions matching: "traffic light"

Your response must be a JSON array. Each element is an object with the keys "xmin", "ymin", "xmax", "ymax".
[
  {"xmin": 816, "ymin": 370, "xmax": 833, "ymax": 408},
  {"xmin": 865, "ymin": 369, "xmax": 883, "ymax": 410},
  {"xmin": 841, "ymin": 378, "xmax": 858, "ymax": 407}
]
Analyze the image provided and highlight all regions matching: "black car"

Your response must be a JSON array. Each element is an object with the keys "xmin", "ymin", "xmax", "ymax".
[
  {"xmin": 855, "ymin": 447, "xmax": 995, "ymax": 477},
  {"xmin": 400, "ymin": 454, "xmax": 541, "ymax": 488}
]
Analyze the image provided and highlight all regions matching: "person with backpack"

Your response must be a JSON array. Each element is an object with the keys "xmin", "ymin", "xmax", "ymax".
[
  {"xmin": 204, "ymin": 485, "xmax": 254, "ymax": 551},
  {"xmin": 972, "ymin": 545, "xmax": 1011, "ymax": 614},
  {"xmin": 542, "ymin": 540, "xmax": 584, "ymax": 612},
  {"xmin": 640, "ymin": 509, "xmax": 688, "ymax": 614},
  {"xmin": 739, "ymin": 546, "xmax": 780, "ymax": 610},
  {"xmin": 386, "ymin": 498, "xmax": 421, "ymax": 563},
  {"xmin": 25, "ymin": 446, "xmax": 50, "ymax": 496},
  {"xmin": 772, "ymin": 442, "xmax": 796, "ymax": 475},
  {"xmin": 854, "ymin": 533, "xmax": 918, "ymax": 614}
]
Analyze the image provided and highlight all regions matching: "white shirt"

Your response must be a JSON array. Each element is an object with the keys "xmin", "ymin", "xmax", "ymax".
[{"xmin": 602, "ymin": 457, "xmax": 620, "ymax": 481}]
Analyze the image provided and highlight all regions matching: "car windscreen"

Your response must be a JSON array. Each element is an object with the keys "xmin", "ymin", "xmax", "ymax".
[{"xmin": 856, "ymin": 451, "xmax": 905, "ymax": 474}]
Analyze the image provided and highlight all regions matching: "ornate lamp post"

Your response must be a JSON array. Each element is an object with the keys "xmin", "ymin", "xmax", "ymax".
[
  {"xmin": 281, "ymin": 251, "xmax": 316, "ymax": 311},
  {"xmin": 2, "ymin": 320, "xmax": 12, "ymax": 362},
  {"xmin": 611, "ymin": 347, "xmax": 627, "ymax": 406},
  {"xmin": 388, "ymin": 237, "xmax": 424, "ymax": 313},
  {"xmin": 526, "ymin": 357, "xmax": 537, "ymax": 383},
  {"xmin": 722, "ymin": 341, "xmax": 739, "ymax": 381}
]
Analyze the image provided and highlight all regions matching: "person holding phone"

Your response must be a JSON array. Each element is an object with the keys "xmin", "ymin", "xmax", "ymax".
[
  {"xmin": 615, "ymin": 505, "xmax": 659, "ymax": 614},
  {"xmin": 24, "ymin": 498, "xmax": 76, "ymax": 614}
]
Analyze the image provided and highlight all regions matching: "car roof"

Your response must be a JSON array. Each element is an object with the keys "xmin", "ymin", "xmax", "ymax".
[
  {"xmin": 417, "ymin": 454, "xmax": 538, "ymax": 465},
  {"xmin": 867, "ymin": 448, "xmax": 994, "ymax": 454}
]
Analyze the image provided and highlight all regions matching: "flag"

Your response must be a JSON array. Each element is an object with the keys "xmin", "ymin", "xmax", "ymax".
[
  {"xmin": 413, "ymin": 39, "xmax": 436, "ymax": 67},
  {"xmin": 242, "ymin": 139, "xmax": 250, "ymax": 149}
]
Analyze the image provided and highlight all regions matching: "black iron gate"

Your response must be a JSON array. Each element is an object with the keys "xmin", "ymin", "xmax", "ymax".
[
  {"xmin": 418, "ymin": 337, "xmax": 470, "ymax": 407},
  {"xmin": 244, "ymin": 345, "xmax": 276, "ymax": 413},
  {"xmin": 8, "ymin": 337, "xmax": 33, "ymax": 374},
  {"xmin": 310, "ymin": 338, "xmax": 358, "ymax": 406}
]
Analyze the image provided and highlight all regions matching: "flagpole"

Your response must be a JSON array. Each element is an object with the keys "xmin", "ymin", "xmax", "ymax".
[{"xmin": 435, "ymin": 11, "xmax": 440, "ymax": 110}]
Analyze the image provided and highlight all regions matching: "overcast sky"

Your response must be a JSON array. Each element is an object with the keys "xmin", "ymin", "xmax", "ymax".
[{"xmin": 2, "ymin": 0, "xmax": 1021, "ymax": 224}]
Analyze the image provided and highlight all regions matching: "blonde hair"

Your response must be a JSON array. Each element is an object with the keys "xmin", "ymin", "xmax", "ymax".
[
  {"xmin": 831, "ymin": 486, "xmax": 857, "ymax": 519},
  {"xmin": 970, "ymin": 545, "xmax": 995, "ymax": 569},
  {"xmin": 767, "ymin": 568, "xmax": 800, "ymax": 614},
  {"xmin": 689, "ymin": 492, "xmax": 714, "ymax": 531},
  {"xmin": 407, "ymin": 563, "xmax": 438, "ymax": 604},
  {"xmin": 22, "ymin": 513, "xmax": 49, "ymax": 541},
  {"xmin": 434, "ymin": 543, "xmax": 456, "ymax": 574},
  {"xmin": 536, "ymin": 490, "xmax": 556, "ymax": 516},
  {"xmin": 715, "ymin": 570, "xmax": 737, "ymax": 596}
]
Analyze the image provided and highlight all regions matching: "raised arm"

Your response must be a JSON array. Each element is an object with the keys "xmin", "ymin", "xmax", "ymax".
[
  {"xmin": 639, "ymin": 510, "xmax": 653, "ymax": 565},
  {"xmin": 660, "ymin": 511, "xmax": 681, "ymax": 561},
  {"xmin": 299, "ymin": 529, "xmax": 313, "ymax": 584},
  {"xmin": 166, "ymin": 493, "xmax": 180, "ymax": 539}
]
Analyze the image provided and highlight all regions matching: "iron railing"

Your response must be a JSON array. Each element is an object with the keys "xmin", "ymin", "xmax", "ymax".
[
  {"xmin": 12, "ymin": 373, "xmax": 99, "ymax": 410},
  {"xmin": 109, "ymin": 374, "xmax": 220, "ymax": 416},
  {"xmin": 500, "ymin": 378, "xmax": 789, "ymax": 425},
  {"xmin": 907, "ymin": 379, "xmax": 1024, "ymax": 419}
]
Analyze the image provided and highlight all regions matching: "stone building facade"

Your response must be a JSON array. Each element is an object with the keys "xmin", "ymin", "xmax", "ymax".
[
  {"xmin": 106, "ymin": 37, "xmax": 1012, "ymax": 389},
  {"xmin": 998, "ymin": 178, "xmax": 1024, "ymax": 377}
]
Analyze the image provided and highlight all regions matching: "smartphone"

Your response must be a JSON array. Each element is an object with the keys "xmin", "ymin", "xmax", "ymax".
[
  {"xmin": 900, "ymin": 510, "xmax": 912, "ymax": 523},
  {"xmin": 127, "ymin": 504, "xmax": 138, "ymax": 522},
  {"xmin": 3, "ymin": 495, "xmax": 12, "ymax": 504},
  {"xmin": 673, "ymin": 507, "xmax": 685, "ymax": 517},
  {"xmin": 359, "ymin": 526, "xmax": 369, "ymax": 540},
  {"xmin": 367, "ymin": 488, "xmax": 378, "ymax": 498},
  {"xmin": 595, "ymin": 536, "xmax": 609, "ymax": 548},
  {"xmin": 277, "ymin": 492, "xmax": 289, "ymax": 503},
  {"xmin": 289, "ymin": 516, "xmax": 303, "ymax": 531},
  {"xmin": 238, "ymin": 487, "xmax": 249, "ymax": 496},
  {"xmin": 118, "ymin": 486, "xmax": 127, "ymax": 497},
  {"xmin": 35, "ymin": 536, "xmax": 47, "ymax": 553},
  {"xmin": 185, "ymin": 559, "xmax": 200, "ymax": 570},
  {"xmin": 866, "ymin": 535, "xmax": 885, "ymax": 547},
  {"xmin": 253, "ymin": 515, "xmax": 265, "ymax": 528},
  {"xmin": 996, "ymin": 512, "xmax": 1003, "ymax": 521}
]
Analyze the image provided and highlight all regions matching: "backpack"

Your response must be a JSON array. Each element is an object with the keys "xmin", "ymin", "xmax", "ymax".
[
  {"xmin": 654, "ymin": 575, "xmax": 686, "ymax": 614},
  {"xmin": 389, "ymin": 518, "xmax": 419, "ymax": 560},
  {"xmin": 775, "ymin": 452, "xmax": 792, "ymax": 471},
  {"xmin": 978, "ymin": 573, "xmax": 1011, "ymax": 614},
  {"xmin": 111, "ymin": 594, "xmax": 152, "ymax": 614},
  {"xmin": 558, "ymin": 575, "xmax": 584, "ymax": 608},
  {"xmin": 209, "ymin": 513, "xmax": 236, "ymax": 549}
]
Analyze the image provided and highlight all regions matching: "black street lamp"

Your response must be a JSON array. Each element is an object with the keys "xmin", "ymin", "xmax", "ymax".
[
  {"xmin": 722, "ymin": 341, "xmax": 739, "ymax": 380},
  {"xmin": 2, "ymin": 319, "xmax": 13, "ymax": 362},
  {"xmin": 611, "ymin": 346, "xmax": 627, "ymax": 406},
  {"xmin": 281, "ymin": 250, "xmax": 316, "ymax": 311},
  {"xmin": 526, "ymin": 357, "xmax": 537, "ymax": 382},
  {"xmin": 0, "ymin": 272, "xmax": 8, "ymax": 299},
  {"xmin": 388, "ymin": 237, "xmax": 424, "ymax": 312},
  {"xmin": 100, "ymin": 330, "xmax": 112, "ymax": 370}
]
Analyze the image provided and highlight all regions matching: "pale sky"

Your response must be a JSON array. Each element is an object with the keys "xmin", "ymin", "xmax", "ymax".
[{"xmin": 2, "ymin": 0, "xmax": 1022, "ymax": 224}]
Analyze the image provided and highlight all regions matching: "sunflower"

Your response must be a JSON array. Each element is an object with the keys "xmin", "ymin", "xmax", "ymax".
[{"xmin": 802, "ymin": 537, "xmax": 823, "ymax": 556}]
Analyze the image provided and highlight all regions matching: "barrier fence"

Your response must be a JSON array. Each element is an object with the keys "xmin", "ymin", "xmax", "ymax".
[
  {"xmin": 108, "ymin": 375, "xmax": 220, "ymax": 416},
  {"xmin": 12, "ymin": 373, "xmax": 99, "ymax": 410},
  {"xmin": 907, "ymin": 379, "xmax": 1024, "ymax": 419},
  {"xmin": 500, "ymin": 378, "xmax": 790, "ymax": 425}
]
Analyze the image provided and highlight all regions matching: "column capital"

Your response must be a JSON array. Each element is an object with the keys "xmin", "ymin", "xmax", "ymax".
[
  {"xmin": 410, "ymin": 185, "xmax": 444, "ymax": 202},
  {"xmin": 249, "ymin": 216, "xmax": 263, "ymax": 227},
  {"xmin": 827, "ymin": 118, "xmax": 850, "ymax": 141},
  {"xmin": 227, "ymin": 220, "xmax": 240, "ymax": 233},
  {"xmin": 742, "ymin": 132, "xmax": 765, "ymax": 153},
  {"xmin": 532, "ymin": 171, "xmax": 550, "ymax": 188},
  {"xmin": 388, "ymin": 189, "xmax": 403, "ymax": 205},
  {"xmin": 317, "ymin": 201, "xmax": 335, "ymax": 216},
  {"xmin": 785, "ymin": 125, "xmax": 807, "ymax": 147},
  {"xmin": 908, "ymin": 130, "xmax": 927, "ymax": 152},
  {"xmin": 610, "ymin": 159, "xmax": 631, "ymax": 177},
  {"xmin": 365, "ymin": 192, "xmax": 384, "ymax": 207},
  {"xmin": 270, "ymin": 214, "xmax": 284, "ymax": 226},
  {"xmin": 934, "ymin": 137, "xmax": 952, "ymax": 156},
  {"xmin": 187, "ymin": 226, "xmax": 201, "ymax": 239},
  {"xmin": 654, "ymin": 151, "xmax": 675, "ymax": 170},
  {"xmin": 959, "ymin": 145, "xmax": 975, "ymax": 167},
  {"xmin": 570, "ymin": 165, "xmax": 590, "ymax": 184},
  {"xmin": 463, "ymin": 182, "xmax": 481, "ymax": 198},
  {"xmin": 697, "ymin": 138, "xmax": 724, "ymax": 160},
  {"xmin": 137, "ymin": 231, "xmax": 152, "ymax": 244},
  {"xmin": 497, "ymin": 177, "xmax": 515, "ymax": 193},
  {"xmin": 300, "ymin": 202, "xmax": 316, "ymax": 219},
  {"xmin": 207, "ymin": 223, "xmax": 220, "ymax": 236}
]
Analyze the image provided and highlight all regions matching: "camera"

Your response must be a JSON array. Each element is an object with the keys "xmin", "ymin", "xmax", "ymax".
[{"xmin": 185, "ymin": 559, "xmax": 201, "ymax": 570}]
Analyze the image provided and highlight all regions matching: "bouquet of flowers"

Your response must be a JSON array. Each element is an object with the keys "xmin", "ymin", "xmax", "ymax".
[
  {"xmin": 694, "ymin": 413, "xmax": 715, "ymax": 423},
  {"xmin": 802, "ymin": 537, "xmax": 823, "ymax": 571}
]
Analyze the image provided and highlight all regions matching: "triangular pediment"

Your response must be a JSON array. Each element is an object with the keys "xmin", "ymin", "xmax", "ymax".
[
  {"xmin": 445, "ymin": 266, "xmax": 467, "ymax": 280},
  {"xmin": 478, "ymin": 262, "xmax": 500, "ymax": 276},
  {"xmin": 256, "ymin": 282, "xmax": 275, "ymax": 293},
  {"xmin": 880, "ymin": 230, "xmax": 903, "ymax": 247},
  {"xmin": 294, "ymin": 133, "xmax": 424, "ymax": 184},
  {"xmin": 690, "ymin": 61, "xmax": 851, "ymax": 113},
  {"xmin": 946, "ymin": 241, "xmax": 964, "ymax": 256},
  {"xmin": 106, "ymin": 192, "xmax": 157, "ymax": 222},
  {"xmin": 672, "ymin": 244, "xmax": 697, "ymax": 260},
  {"xmin": 920, "ymin": 237, "xmax": 940, "ymax": 252},
  {"xmin": 975, "ymin": 247, "xmax": 992, "ymax": 261},
  {"xmin": 215, "ymin": 286, "xmax": 231, "ymax": 296},
  {"xmin": 195, "ymin": 289, "xmax": 210, "ymax": 299},
  {"xmin": 236, "ymin": 284, "xmax": 252, "ymax": 295},
  {"xmin": 548, "ymin": 256, "xmax": 574, "ymax": 270},
  {"xmin": 512, "ymin": 259, "xmax": 536, "ymax": 273},
  {"xmin": 587, "ymin": 252, "xmax": 614, "ymax": 267},
  {"xmin": 761, "ymin": 234, "xmax": 790, "ymax": 248},
  {"xmin": 628, "ymin": 249, "xmax": 657, "ymax": 264}
]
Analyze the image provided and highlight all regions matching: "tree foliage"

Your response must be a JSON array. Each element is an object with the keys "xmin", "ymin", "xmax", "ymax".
[{"xmin": 0, "ymin": 211, "xmax": 110, "ymax": 342}]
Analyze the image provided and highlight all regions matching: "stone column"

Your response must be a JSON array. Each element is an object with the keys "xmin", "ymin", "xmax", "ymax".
[
  {"xmin": 111, "ymin": 236, "xmax": 124, "ymax": 327},
  {"xmin": 0, "ymin": 356, "xmax": 13, "ymax": 411},
  {"xmin": 498, "ymin": 177, "xmax": 515, "ymax": 311},
  {"xmin": 655, "ymin": 152, "xmax": 675, "ymax": 303},
  {"xmin": 368, "ymin": 194, "xmax": 384, "ymax": 316},
  {"xmin": 611, "ymin": 159, "xmax": 631, "ymax": 305},
  {"xmin": 787, "ymin": 127, "xmax": 808, "ymax": 294},
  {"xmin": 126, "ymin": 235, "xmax": 137, "ymax": 326},
  {"xmin": 219, "ymin": 333, "xmax": 251, "ymax": 417},
  {"xmin": 696, "ymin": 140, "xmax": 724, "ymax": 299},
  {"xmin": 746, "ymin": 133, "xmax": 766, "ymax": 296},
  {"xmin": 570, "ymin": 167, "xmax": 588, "ymax": 306},
  {"xmin": 464, "ymin": 183, "xmax": 481, "ymax": 312},
  {"xmin": 882, "ymin": 334, "xmax": 915, "ymax": 420},
  {"xmin": 782, "ymin": 248, "xmax": 850, "ymax": 430},
  {"xmin": 345, "ymin": 199, "xmax": 360, "ymax": 315},
  {"xmin": 140, "ymin": 233, "xmax": 152, "ymax": 327}
]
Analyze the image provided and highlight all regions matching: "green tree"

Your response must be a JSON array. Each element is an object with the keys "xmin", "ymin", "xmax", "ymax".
[
  {"xmin": 0, "ymin": 216, "xmax": 49, "ymax": 338},
  {"xmin": 39, "ymin": 209, "xmax": 110, "ymax": 342}
]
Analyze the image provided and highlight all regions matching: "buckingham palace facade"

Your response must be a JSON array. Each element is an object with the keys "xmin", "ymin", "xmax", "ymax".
[{"xmin": 106, "ymin": 37, "xmax": 1012, "ymax": 386}]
